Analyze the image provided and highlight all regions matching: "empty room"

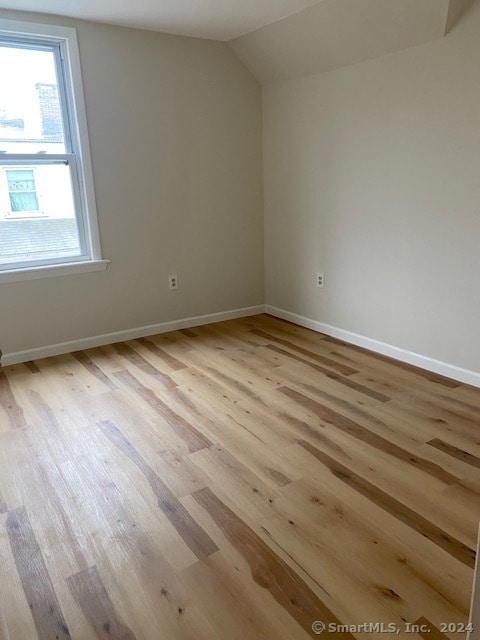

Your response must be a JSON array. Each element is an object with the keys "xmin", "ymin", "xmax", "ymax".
[{"xmin": 0, "ymin": 0, "xmax": 479, "ymax": 638}]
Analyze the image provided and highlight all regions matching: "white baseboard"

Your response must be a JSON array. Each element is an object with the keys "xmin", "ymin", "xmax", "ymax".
[
  {"xmin": 4, "ymin": 303, "xmax": 479, "ymax": 388},
  {"xmin": 1, "ymin": 305, "xmax": 265, "ymax": 366},
  {"xmin": 265, "ymin": 305, "xmax": 480, "ymax": 388}
]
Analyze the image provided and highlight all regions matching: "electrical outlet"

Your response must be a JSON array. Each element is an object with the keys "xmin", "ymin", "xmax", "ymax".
[
  {"xmin": 168, "ymin": 274, "xmax": 178, "ymax": 290},
  {"xmin": 316, "ymin": 272, "xmax": 325, "ymax": 288}
]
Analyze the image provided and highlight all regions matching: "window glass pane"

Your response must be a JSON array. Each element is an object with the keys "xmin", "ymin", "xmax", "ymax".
[
  {"xmin": 0, "ymin": 163, "xmax": 81, "ymax": 265},
  {"xmin": 7, "ymin": 169, "xmax": 36, "ymax": 189},
  {"xmin": 10, "ymin": 191, "xmax": 39, "ymax": 212},
  {"xmin": 0, "ymin": 43, "xmax": 66, "ymax": 154}
]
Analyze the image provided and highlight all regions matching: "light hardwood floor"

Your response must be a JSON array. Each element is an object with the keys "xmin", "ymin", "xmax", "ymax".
[{"xmin": 0, "ymin": 314, "xmax": 479, "ymax": 640}]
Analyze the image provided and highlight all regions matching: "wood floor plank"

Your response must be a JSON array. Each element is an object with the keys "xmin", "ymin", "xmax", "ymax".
[
  {"xmin": 171, "ymin": 372, "xmax": 301, "ymax": 452},
  {"xmin": 259, "ymin": 474, "xmax": 469, "ymax": 626},
  {"xmin": 204, "ymin": 364, "xmax": 268, "ymax": 406},
  {"xmin": 6, "ymin": 507, "xmax": 71, "ymax": 639},
  {"xmin": 59, "ymin": 456, "xmax": 215, "ymax": 638},
  {"xmin": 193, "ymin": 486, "xmax": 355, "ymax": 639},
  {"xmin": 114, "ymin": 369, "xmax": 212, "ymax": 452},
  {"xmin": 250, "ymin": 328, "xmax": 359, "ymax": 376},
  {"xmin": 280, "ymin": 386, "xmax": 460, "ymax": 486},
  {"xmin": 179, "ymin": 556, "xmax": 311, "ymax": 640},
  {"xmin": 267, "ymin": 344, "xmax": 391, "ymax": 402},
  {"xmin": 179, "ymin": 328, "xmax": 197, "ymax": 338},
  {"xmin": 189, "ymin": 444, "xmax": 281, "ymax": 526},
  {"xmin": 191, "ymin": 408, "xmax": 297, "ymax": 487},
  {"xmin": 28, "ymin": 389, "xmax": 61, "ymax": 432},
  {"xmin": 25, "ymin": 361, "xmax": 41, "ymax": 374},
  {"xmin": 86, "ymin": 389, "xmax": 207, "ymax": 498},
  {"xmin": 297, "ymin": 439, "xmax": 476, "ymax": 568},
  {"xmin": 278, "ymin": 377, "xmax": 426, "ymax": 448},
  {"xmin": 67, "ymin": 565, "xmax": 137, "ymax": 640},
  {"xmin": 136, "ymin": 337, "xmax": 187, "ymax": 370},
  {"xmin": 98, "ymin": 419, "xmax": 219, "ymax": 560},
  {"xmin": 378, "ymin": 394, "xmax": 480, "ymax": 458},
  {"xmin": 427, "ymin": 438, "xmax": 480, "ymax": 470},
  {"xmin": 113, "ymin": 342, "xmax": 176, "ymax": 387},
  {"xmin": 0, "ymin": 369, "xmax": 27, "ymax": 430},
  {"xmin": 71, "ymin": 350, "xmax": 118, "ymax": 390},
  {"xmin": 0, "ymin": 512, "xmax": 41, "ymax": 640}
]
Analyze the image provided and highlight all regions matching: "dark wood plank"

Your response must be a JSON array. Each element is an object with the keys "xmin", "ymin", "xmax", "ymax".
[
  {"xmin": 280, "ymin": 387, "xmax": 459, "ymax": 485},
  {"xmin": 193, "ymin": 486, "xmax": 354, "ymax": 639},
  {"xmin": 179, "ymin": 328, "xmax": 197, "ymax": 338},
  {"xmin": 113, "ymin": 369, "xmax": 212, "ymax": 453},
  {"xmin": 113, "ymin": 342, "xmax": 176, "ymax": 387},
  {"xmin": 427, "ymin": 438, "xmax": 480, "ymax": 469},
  {"xmin": 72, "ymin": 351, "xmax": 117, "ymax": 390},
  {"xmin": 29, "ymin": 390, "xmax": 60, "ymax": 431},
  {"xmin": 67, "ymin": 565, "xmax": 137, "ymax": 640},
  {"xmin": 298, "ymin": 439, "xmax": 476, "ymax": 568},
  {"xmin": 6, "ymin": 507, "xmax": 71, "ymax": 639},
  {"xmin": 268, "ymin": 345, "xmax": 390, "ymax": 402},
  {"xmin": 0, "ymin": 369, "xmax": 27, "ymax": 429},
  {"xmin": 136, "ymin": 337, "xmax": 187, "ymax": 371},
  {"xmin": 98, "ymin": 420, "xmax": 218, "ymax": 560},
  {"xmin": 267, "ymin": 468, "xmax": 292, "ymax": 487},
  {"xmin": 25, "ymin": 361, "xmax": 41, "ymax": 374},
  {"xmin": 251, "ymin": 328, "xmax": 358, "ymax": 376}
]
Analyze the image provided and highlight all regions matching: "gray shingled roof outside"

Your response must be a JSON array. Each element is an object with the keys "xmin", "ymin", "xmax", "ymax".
[{"xmin": 0, "ymin": 219, "xmax": 80, "ymax": 262}]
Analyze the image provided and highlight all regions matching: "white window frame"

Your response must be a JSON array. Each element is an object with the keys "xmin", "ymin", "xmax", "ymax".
[{"xmin": 0, "ymin": 19, "xmax": 108, "ymax": 283}]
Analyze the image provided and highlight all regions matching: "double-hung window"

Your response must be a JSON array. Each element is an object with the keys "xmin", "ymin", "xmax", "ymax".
[{"xmin": 0, "ymin": 20, "xmax": 107, "ymax": 281}]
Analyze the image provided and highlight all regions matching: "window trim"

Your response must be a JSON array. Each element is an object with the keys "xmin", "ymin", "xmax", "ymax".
[
  {"xmin": 0, "ymin": 18, "xmax": 106, "ymax": 280},
  {"xmin": 0, "ymin": 259, "xmax": 109, "ymax": 284}
]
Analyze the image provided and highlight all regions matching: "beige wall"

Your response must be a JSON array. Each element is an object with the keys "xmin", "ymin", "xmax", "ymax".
[
  {"xmin": 263, "ymin": 0, "xmax": 480, "ymax": 372},
  {"xmin": 0, "ymin": 10, "xmax": 263, "ymax": 355}
]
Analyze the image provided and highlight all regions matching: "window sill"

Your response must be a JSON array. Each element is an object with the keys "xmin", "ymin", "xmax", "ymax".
[{"xmin": 0, "ymin": 259, "xmax": 110, "ymax": 284}]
